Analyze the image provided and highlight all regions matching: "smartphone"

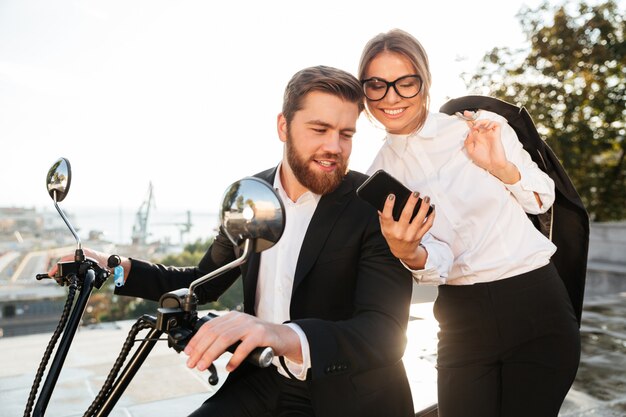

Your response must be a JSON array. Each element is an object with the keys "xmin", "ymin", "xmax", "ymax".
[{"xmin": 356, "ymin": 169, "xmax": 433, "ymax": 221}]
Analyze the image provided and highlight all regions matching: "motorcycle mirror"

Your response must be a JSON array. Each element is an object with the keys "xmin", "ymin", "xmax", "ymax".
[
  {"xmin": 46, "ymin": 157, "xmax": 72, "ymax": 203},
  {"xmin": 45, "ymin": 157, "xmax": 82, "ymax": 249},
  {"xmin": 220, "ymin": 177, "xmax": 285, "ymax": 253}
]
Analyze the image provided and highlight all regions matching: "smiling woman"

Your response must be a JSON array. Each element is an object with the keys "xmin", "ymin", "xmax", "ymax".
[
  {"xmin": 358, "ymin": 28, "xmax": 581, "ymax": 417},
  {"xmin": 361, "ymin": 50, "xmax": 429, "ymax": 135}
]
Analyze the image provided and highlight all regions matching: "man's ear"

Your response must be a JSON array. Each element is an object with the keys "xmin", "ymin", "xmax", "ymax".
[{"xmin": 277, "ymin": 113, "xmax": 288, "ymax": 143}]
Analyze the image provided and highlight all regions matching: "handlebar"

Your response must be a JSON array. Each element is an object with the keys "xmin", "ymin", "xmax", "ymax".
[
  {"xmin": 162, "ymin": 311, "xmax": 274, "ymax": 368},
  {"xmin": 199, "ymin": 314, "xmax": 274, "ymax": 368},
  {"xmin": 36, "ymin": 257, "xmax": 110, "ymax": 288}
]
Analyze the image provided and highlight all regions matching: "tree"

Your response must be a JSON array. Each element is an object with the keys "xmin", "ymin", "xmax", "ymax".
[
  {"xmin": 466, "ymin": 0, "xmax": 625, "ymax": 221},
  {"xmin": 158, "ymin": 238, "xmax": 244, "ymax": 311}
]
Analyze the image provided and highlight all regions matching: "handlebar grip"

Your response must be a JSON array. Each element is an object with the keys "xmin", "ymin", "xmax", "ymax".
[
  {"xmin": 36, "ymin": 273, "xmax": 50, "ymax": 280},
  {"xmin": 197, "ymin": 314, "xmax": 274, "ymax": 367},
  {"xmin": 107, "ymin": 255, "xmax": 121, "ymax": 268},
  {"xmin": 226, "ymin": 342, "xmax": 274, "ymax": 368},
  {"xmin": 247, "ymin": 346, "xmax": 274, "ymax": 368}
]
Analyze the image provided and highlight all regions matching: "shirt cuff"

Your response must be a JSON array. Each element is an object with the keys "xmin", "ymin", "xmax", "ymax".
[
  {"xmin": 400, "ymin": 260, "xmax": 446, "ymax": 285},
  {"xmin": 281, "ymin": 323, "xmax": 311, "ymax": 381},
  {"xmin": 504, "ymin": 165, "xmax": 554, "ymax": 214}
]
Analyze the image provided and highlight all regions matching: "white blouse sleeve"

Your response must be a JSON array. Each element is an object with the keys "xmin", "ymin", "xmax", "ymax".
[
  {"xmin": 489, "ymin": 113, "xmax": 555, "ymax": 215},
  {"xmin": 401, "ymin": 232, "xmax": 453, "ymax": 285}
]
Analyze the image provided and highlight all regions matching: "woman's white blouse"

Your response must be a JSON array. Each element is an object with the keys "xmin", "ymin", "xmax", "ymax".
[{"xmin": 367, "ymin": 111, "xmax": 557, "ymax": 285}]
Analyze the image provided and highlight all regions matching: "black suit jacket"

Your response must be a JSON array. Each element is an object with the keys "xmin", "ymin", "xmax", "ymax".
[{"xmin": 116, "ymin": 168, "xmax": 415, "ymax": 417}]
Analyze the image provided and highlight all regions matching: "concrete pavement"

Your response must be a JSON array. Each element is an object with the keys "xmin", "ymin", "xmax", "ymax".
[{"xmin": 0, "ymin": 302, "xmax": 439, "ymax": 417}]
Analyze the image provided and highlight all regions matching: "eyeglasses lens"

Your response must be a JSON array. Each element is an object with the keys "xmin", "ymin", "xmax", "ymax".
[{"xmin": 363, "ymin": 76, "xmax": 421, "ymax": 101}]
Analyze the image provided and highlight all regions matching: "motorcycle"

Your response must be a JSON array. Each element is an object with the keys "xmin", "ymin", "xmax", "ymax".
[{"xmin": 24, "ymin": 157, "xmax": 285, "ymax": 417}]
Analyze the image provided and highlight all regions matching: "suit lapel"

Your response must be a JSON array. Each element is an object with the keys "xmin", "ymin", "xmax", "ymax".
[
  {"xmin": 292, "ymin": 174, "xmax": 355, "ymax": 292},
  {"xmin": 242, "ymin": 168, "xmax": 357, "ymax": 309}
]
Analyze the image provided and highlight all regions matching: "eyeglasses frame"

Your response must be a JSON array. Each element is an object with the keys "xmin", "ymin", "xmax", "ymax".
[{"xmin": 360, "ymin": 74, "xmax": 423, "ymax": 101}]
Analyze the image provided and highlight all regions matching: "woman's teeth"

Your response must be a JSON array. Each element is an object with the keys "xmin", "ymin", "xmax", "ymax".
[{"xmin": 384, "ymin": 108, "xmax": 404, "ymax": 115}]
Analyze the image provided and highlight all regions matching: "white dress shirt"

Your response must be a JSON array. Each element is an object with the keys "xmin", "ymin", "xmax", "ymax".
[
  {"xmin": 367, "ymin": 110, "xmax": 557, "ymax": 285},
  {"xmin": 256, "ymin": 164, "xmax": 319, "ymax": 379}
]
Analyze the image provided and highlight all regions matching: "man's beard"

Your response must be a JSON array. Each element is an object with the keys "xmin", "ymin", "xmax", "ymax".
[{"xmin": 286, "ymin": 131, "xmax": 348, "ymax": 195}]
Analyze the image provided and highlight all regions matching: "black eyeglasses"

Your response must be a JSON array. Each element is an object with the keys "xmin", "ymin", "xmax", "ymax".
[{"xmin": 361, "ymin": 75, "xmax": 422, "ymax": 101}]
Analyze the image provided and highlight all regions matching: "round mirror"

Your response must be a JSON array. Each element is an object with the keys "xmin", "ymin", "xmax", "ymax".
[
  {"xmin": 220, "ymin": 177, "xmax": 285, "ymax": 253},
  {"xmin": 46, "ymin": 157, "xmax": 72, "ymax": 202}
]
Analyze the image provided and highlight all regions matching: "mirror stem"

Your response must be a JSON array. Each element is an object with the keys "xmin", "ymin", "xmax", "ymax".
[
  {"xmin": 185, "ymin": 240, "xmax": 252, "ymax": 312},
  {"xmin": 53, "ymin": 192, "xmax": 82, "ymax": 250}
]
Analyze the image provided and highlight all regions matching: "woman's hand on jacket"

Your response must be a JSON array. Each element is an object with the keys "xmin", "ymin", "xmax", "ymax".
[{"xmin": 464, "ymin": 118, "xmax": 521, "ymax": 184}]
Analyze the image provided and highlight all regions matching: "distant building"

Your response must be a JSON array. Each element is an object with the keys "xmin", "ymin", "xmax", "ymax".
[
  {"xmin": 0, "ymin": 207, "xmax": 43, "ymax": 239},
  {"xmin": 0, "ymin": 206, "xmax": 79, "ymax": 337},
  {"xmin": 0, "ymin": 206, "xmax": 78, "ymax": 249},
  {"xmin": 0, "ymin": 283, "xmax": 67, "ymax": 337}
]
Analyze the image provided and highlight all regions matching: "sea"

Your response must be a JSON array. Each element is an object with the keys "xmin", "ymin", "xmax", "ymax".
[{"xmin": 67, "ymin": 207, "xmax": 220, "ymax": 246}]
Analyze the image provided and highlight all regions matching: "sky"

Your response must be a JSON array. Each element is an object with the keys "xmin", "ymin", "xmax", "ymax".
[{"xmin": 1, "ymin": 0, "xmax": 546, "ymax": 214}]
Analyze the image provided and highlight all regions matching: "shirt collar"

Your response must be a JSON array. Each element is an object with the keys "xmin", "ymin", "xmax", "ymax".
[{"xmin": 386, "ymin": 111, "xmax": 438, "ymax": 156}]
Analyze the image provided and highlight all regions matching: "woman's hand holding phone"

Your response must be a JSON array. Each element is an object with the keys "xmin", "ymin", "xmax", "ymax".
[{"xmin": 378, "ymin": 190, "xmax": 435, "ymax": 270}]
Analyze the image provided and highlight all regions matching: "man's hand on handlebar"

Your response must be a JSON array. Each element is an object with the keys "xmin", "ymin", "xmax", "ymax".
[
  {"xmin": 184, "ymin": 311, "xmax": 302, "ymax": 372},
  {"xmin": 47, "ymin": 248, "xmax": 131, "ymax": 282}
]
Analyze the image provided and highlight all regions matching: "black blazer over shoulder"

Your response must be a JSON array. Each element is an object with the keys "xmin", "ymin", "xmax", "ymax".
[
  {"xmin": 441, "ymin": 96, "xmax": 590, "ymax": 326},
  {"xmin": 117, "ymin": 168, "xmax": 415, "ymax": 417}
]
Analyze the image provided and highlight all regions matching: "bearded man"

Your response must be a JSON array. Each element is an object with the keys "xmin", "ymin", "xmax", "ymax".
[{"xmin": 56, "ymin": 66, "xmax": 415, "ymax": 417}]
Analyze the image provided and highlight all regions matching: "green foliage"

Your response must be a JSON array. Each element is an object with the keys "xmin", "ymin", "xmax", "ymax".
[
  {"xmin": 160, "ymin": 238, "xmax": 213, "ymax": 265},
  {"xmin": 84, "ymin": 284, "xmax": 150, "ymax": 324},
  {"xmin": 147, "ymin": 237, "xmax": 243, "ymax": 312},
  {"xmin": 466, "ymin": 0, "xmax": 625, "ymax": 221}
]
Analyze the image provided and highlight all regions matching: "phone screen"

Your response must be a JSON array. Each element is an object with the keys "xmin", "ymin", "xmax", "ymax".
[{"xmin": 356, "ymin": 170, "xmax": 433, "ymax": 221}]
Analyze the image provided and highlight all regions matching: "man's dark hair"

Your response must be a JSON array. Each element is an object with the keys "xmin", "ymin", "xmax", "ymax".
[{"xmin": 282, "ymin": 65, "xmax": 364, "ymax": 124}]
